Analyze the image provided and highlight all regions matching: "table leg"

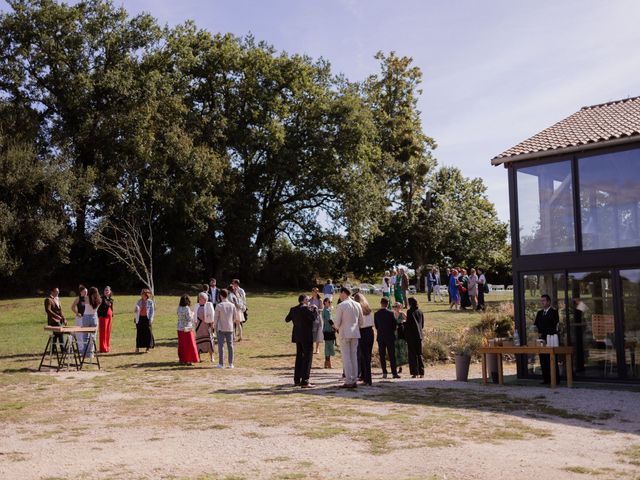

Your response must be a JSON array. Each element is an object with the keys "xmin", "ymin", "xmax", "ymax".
[
  {"xmin": 550, "ymin": 351, "xmax": 557, "ymax": 388},
  {"xmin": 482, "ymin": 353, "xmax": 487, "ymax": 385},
  {"xmin": 565, "ymin": 352, "xmax": 573, "ymax": 388},
  {"xmin": 497, "ymin": 353, "xmax": 504, "ymax": 385},
  {"xmin": 38, "ymin": 335, "xmax": 53, "ymax": 371}
]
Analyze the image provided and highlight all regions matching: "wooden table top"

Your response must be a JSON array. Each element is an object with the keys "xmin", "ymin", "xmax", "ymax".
[{"xmin": 45, "ymin": 325, "xmax": 97, "ymax": 333}]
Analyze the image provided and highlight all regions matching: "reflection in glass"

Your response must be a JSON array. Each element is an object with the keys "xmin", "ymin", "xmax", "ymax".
[
  {"xmin": 620, "ymin": 269, "xmax": 640, "ymax": 378},
  {"xmin": 568, "ymin": 271, "xmax": 615, "ymax": 378},
  {"xmin": 517, "ymin": 161, "xmax": 575, "ymax": 255},
  {"xmin": 523, "ymin": 273, "xmax": 567, "ymax": 376},
  {"xmin": 579, "ymin": 149, "xmax": 640, "ymax": 250}
]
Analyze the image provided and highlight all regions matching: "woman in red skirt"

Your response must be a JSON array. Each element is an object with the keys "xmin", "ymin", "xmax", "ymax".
[
  {"xmin": 98, "ymin": 286, "xmax": 114, "ymax": 353},
  {"xmin": 177, "ymin": 294, "xmax": 199, "ymax": 365}
]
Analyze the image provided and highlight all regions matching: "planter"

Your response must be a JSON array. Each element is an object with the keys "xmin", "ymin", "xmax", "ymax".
[
  {"xmin": 455, "ymin": 354, "xmax": 471, "ymax": 381},
  {"xmin": 487, "ymin": 353, "xmax": 499, "ymax": 383}
]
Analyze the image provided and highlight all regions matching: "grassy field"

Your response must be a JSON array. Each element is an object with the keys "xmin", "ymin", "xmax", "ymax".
[{"xmin": 0, "ymin": 291, "xmax": 511, "ymax": 375}]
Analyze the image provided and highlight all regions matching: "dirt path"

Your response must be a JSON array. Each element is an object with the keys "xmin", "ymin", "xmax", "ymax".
[{"xmin": 1, "ymin": 363, "xmax": 639, "ymax": 480}]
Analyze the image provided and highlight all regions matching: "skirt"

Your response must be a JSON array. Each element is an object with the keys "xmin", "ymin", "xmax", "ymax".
[
  {"xmin": 324, "ymin": 339, "xmax": 336, "ymax": 357},
  {"xmin": 312, "ymin": 318, "xmax": 324, "ymax": 343},
  {"xmin": 177, "ymin": 330, "xmax": 199, "ymax": 363},
  {"xmin": 395, "ymin": 337, "xmax": 408, "ymax": 366},
  {"xmin": 136, "ymin": 316, "xmax": 155, "ymax": 349},
  {"xmin": 195, "ymin": 320, "xmax": 214, "ymax": 353}
]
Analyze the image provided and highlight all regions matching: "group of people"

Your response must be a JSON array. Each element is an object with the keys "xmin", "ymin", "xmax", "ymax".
[
  {"xmin": 286, "ymin": 285, "xmax": 425, "ymax": 389},
  {"xmin": 422, "ymin": 266, "xmax": 488, "ymax": 311},
  {"xmin": 42, "ymin": 277, "xmax": 249, "ymax": 367}
]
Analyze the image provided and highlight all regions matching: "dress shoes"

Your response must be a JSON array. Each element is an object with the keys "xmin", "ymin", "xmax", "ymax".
[
  {"xmin": 382, "ymin": 373, "xmax": 388, "ymax": 379},
  {"xmin": 393, "ymin": 375, "xmax": 401, "ymax": 379}
]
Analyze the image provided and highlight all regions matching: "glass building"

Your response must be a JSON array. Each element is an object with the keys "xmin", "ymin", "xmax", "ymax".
[{"xmin": 492, "ymin": 96, "xmax": 640, "ymax": 382}]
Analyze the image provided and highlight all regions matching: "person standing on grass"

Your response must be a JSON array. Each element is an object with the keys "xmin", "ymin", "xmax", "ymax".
[
  {"xmin": 285, "ymin": 294, "xmax": 315, "ymax": 388},
  {"xmin": 477, "ymin": 268, "xmax": 487, "ymax": 311},
  {"xmin": 374, "ymin": 297, "xmax": 398, "ymax": 379},
  {"xmin": 334, "ymin": 287, "xmax": 364, "ymax": 388},
  {"xmin": 382, "ymin": 271, "xmax": 391, "ymax": 299},
  {"xmin": 195, "ymin": 292, "xmax": 216, "ymax": 363},
  {"xmin": 214, "ymin": 288, "xmax": 236, "ymax": 369},
  {"xmin": 309, "ymin": 287, "xmax": 324, "ymax": 354},
  {"xmin": 323, "ymin": 279, "xmax": 334, "ymax": 301},
  {"xmin": 322, "ymin": 298, "xmax": 336, "ymax": 368},
  {"xmin": 176, "ymin": 294, "xmax": 199, "ymax": 365},
  {"xmin": 229, "ymin": 281, "xmax": 246, "ymax": 341},
  {"xmin": 426, "ymin": 267, "xmax": 436, "ymax": 302},
  {"xmin": 404, "ymin": 297, "xmax": 425, "ymax": 378},
  {"xmin": 468, "ymin": 268, "xmax": 479, "ymax": 311},
  {"xmin": 97, "ymin": 286, "xmax": 114, "ymax": 353},
  {"xmin": 400, "ymin": 268, "xmax": 410, "ymax": 308},
  {"xmin": 134, "ymin": 288, "xmax": 155, "ymax": 353},
  {"xmin": 71, "ymin": 285, "xmax": 87, "ymax": 352},
  {"xmin": 392, "ymin": 302, "xmax": 407, "ymax": 375},
  {"xmin": 44, "ymin": 287, "xmax": 66, "ymax": 352},
  {"xmin": 81, "ymin": 287, "xmax": 101, "ymax": 358},
  {"xmin": 449, "ymin": 269, "xmax": 460, "ymax": 311},
  {"xmin": 354, "ymin": 292, "xmax": 374, "ymax": 386},
  {"xmin": 208, "ymin": 278, "xmax": 221, "ymax": 308}
]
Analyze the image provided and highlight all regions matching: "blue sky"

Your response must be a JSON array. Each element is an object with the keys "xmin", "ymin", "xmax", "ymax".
[{"xmin": 5, "ymin": 0, "xmax": 640, "ymax": 221}]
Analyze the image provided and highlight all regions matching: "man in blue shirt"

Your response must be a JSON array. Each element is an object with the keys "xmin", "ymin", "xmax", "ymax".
[{"xmin": 322, "ymin": 279, "xmax": 334, "ymax": 300}]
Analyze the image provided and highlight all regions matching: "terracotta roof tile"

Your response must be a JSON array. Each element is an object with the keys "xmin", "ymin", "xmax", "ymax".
[{"xmin": 493, "ymin": 96, "xmax": 640, "ymax": 162}]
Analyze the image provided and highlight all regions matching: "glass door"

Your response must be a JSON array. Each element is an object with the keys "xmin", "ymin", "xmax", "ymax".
[
  {"xmin": 620, "ymin": 269, "xmax": 640, "ymax": 379},
  {"xmin": 568, "ymin": 271, "xmax": 615, "ymax": 378}
]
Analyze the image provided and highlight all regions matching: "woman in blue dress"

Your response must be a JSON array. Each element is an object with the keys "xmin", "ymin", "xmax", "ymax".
[{"xmin": 449, "ymin": 269, "xmax": 460, "ymax": 311}]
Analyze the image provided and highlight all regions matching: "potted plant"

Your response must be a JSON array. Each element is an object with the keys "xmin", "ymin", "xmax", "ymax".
[
  {"xmin": 452, "ymin": 328, "xmax": 484, "ymax": 381},
  {"xmin": 475, "ymin": 303, "xmax": 515, "ymax": 382}
]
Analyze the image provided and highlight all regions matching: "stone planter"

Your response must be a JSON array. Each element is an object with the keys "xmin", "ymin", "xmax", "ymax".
[{"xmin": 455, "ymin": 354, "xmax": 471, "ymax": 381}]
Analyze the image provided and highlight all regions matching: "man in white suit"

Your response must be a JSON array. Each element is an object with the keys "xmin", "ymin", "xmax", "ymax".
[{"xmin": 334, "ymin": 286, "xmax": 364, "ymax": 388}]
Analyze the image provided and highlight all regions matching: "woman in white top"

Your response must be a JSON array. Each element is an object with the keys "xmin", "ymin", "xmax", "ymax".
[
  {"xmin": 80, "ymin": 287, "xmax": 102, "ymax": 358},
  {"xmin": 382, "ymin": 271, "xmax": 391, "ymax": 299},
  {"xmin": 194, "ymin": 292, "xmax": 215, "ymax": 363},
  {"xmin": 177, "ymin": 294, "xmax": 199, "ymax": 365},
  {"xmin": 468, "ymin": 268, "xmax": 479, "ymax": 311},
  {"xmin": 354, "ymin": 292, "xmax": 374, "ymax": 386}
]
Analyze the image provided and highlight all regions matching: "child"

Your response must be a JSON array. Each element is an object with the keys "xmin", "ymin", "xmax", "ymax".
[{"xmin": 322, "ymin": 298, "xmax": 336, "ymax": 368}]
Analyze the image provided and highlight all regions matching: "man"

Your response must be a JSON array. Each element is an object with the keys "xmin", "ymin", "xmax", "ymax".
[
  {"xmin": 44, "ymin": 287, "xmax": 66, "ymax": 352},
  {"xmin": 285, "ymin": 295, "xmax": 316, "ymax": 388},
  {"xmin": 334, "ymin": 286, "xmax": 364, "ymax": 388},
  {"xmin": 322, "ymin": 279, "xmax": 334, "ymax": 300},
  {"xmin": 476, "ymin": 268, "xmax": 486, "ymax": 311},
  {"xmin": 444, "ymin": 268, "xmax": 452, "ymax": 304},
  {"xmin": 213, "ymin": 289, "xmax": 236, "ymax": 369},
  {"xmin": 399, "ymin": 268, "xmax": 410, "ymax": 308},
  {"xmin": 208, "ymin": 278, "xmax": 221, "ymax": 307},
  {"xmin": 426, "ymin": 267, "xmax": 437, "ymax": 303},
  {"xmin": 534, "ymin": 294, "xmax": 560, "ymax": 384},
  {"xmin": 374, "ymin": 297, "xmax": 399, "ymax": 379}
]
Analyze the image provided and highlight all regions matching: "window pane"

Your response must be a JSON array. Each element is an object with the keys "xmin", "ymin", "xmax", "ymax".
[
  {"xmin": 517, "ymin": 161, "xmax": 575, "ymax": 255},
  {"xmin": 579, "ymin": 149, "xmax": 640, "ymax": 250},
  {"xmin": 620, "ymin": 269, "xmax": 640, "ymax": 378}
]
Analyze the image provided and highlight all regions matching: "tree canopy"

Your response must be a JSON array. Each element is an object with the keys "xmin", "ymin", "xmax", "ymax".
[{"xmin": 0, "ymin": 0, "xmax": 509, "ymax": 293}]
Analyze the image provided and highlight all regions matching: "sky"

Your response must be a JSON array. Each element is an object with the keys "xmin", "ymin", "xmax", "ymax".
[{"xmin": 5, "ymin": 0, "xmax": 640, "ymax": 221}]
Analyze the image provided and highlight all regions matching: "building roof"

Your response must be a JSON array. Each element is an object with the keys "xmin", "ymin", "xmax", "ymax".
[{"xmin": 492, "ymin": 95, "xmax": 640, "ymax": 165}]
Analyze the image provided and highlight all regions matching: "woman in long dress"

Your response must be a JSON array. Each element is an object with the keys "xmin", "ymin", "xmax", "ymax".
[
  {"xmin": 468, "ymin": 268, "xmax": 478, "ymax": 311},
  {"xmin": 459, "ymin": 269, "xmax": 471, "ymax": 309},
  {"xmin": 97, "ymin": 286, "xmax": 114, "ymax": 353},
  {"xmin": 309, "ymin": 288, "xmax": 324, "ymax": 354},
  {"xmin": 228, "ymin": 284, "xmax": 245, "ymax": 342},
  {"xmin": 194, "ymin": 292, "xmax": 215, "ymax": 363},
  {"xmin": 392, "ymin": 302, "xmax": 408, "ymax": 374},
  {"xmin": 134, "ymin": 288, "xmax": 155, "ymax": 353},
  {"xmin": 177, "ymin": 294, "xmax": 199, "ymax": 365},
  {"xmin": 449, "ymin": 269, "xmax": 460, "ymax": 311},
  {"xmin": 322, "ymin": 298, "xmax": 336, "ymax": 368},
  {"xmin": 393, "ymin": 275, "xmax": 404, "ymax": 304}
]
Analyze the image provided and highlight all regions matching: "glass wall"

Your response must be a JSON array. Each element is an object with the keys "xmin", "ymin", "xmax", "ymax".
[
  {"xmin": 579, "ymin": 149, "xmax": 640, "ymax": 250},
  {"xmin": 517, "ymin": 161, "xmax": 575, "ymax": 255},
  {"xmin": 567, "ymin": 271, "xmax": 615, "ymax": 378},
  {"xmin": 620, "ymin": 269, "xmax": 640, "ymax": 379},
  {"xmin": 522, "ymin": 273, "xmax": 567, "ymax": 376}
]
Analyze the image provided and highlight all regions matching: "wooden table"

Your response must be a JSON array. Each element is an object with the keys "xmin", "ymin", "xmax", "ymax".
[
  {"xmin": 38, "ymin": 326, "xmax": 101, "ymax": 372},
  {"xmin": 479, "ymin": 346, "xmax": 574, "ymax": 388}
]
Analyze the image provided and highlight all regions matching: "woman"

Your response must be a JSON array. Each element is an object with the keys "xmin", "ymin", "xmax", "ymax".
[
  {"xmin": 392, "ymin": 302, "xmax": 408, "ymax": 374},
  {"xmin": 71, "ymin": 285, "xmax": 87, "ymax": 353},
  {"xmin": 468, "ymin": 268, "xmax": 479, "ymax": 311},
  {"xmin": 459, "ymin": 269, "xmax": 471, "ymax": 310},
  {"xmin": 81, "ymin": 287, "xmax": 102, "ymax": 359},
  {"xmin": 449, "ymin": 269, "xmax": 460, "ymax": 311},
  {"xmin": 405, "ymin": 297, "xmax": 425, "ymax": 378},
  {"xmin": 97, "ymin": 286, "xmax": 114, "ymax": 353},
  {"xmin": 393, "ymin": 272, "xmax": 404, "ymax": 305},
  {"xmin": 309, "ymin": 288, "xmax": 323, "ymax": 354},
  {"xmin": 194, "ymin": 292, "xmax": 215, "ymax": 363},
  {"xmin": 354, "ymin": 292, "xmax": 374, "ymax": 386},
  {"xmin": 382, "ymin": 271, "xmax": 391, "ymax": 299},
  {"xmin": 228, "ymin": 284, "xmax": 245, "ymax": 342},
  {"xmin": 322, "ymin": 298, "xmax": 336, "ymax": 368},
  {"xmin": 177, "ymin": 294, "xmax": 199, "ymax": 365},
  {"xmin": 134, "ymin": 288, "xmax": 155, "ymax": 353}
]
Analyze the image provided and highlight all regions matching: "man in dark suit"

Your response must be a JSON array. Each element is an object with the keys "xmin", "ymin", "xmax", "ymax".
[
  {"xmin": 374, "ymin": 297, "xmax": 399, "ymax": 379},
  {"xmin": 534, "ymin": 294, "xmax": 560, "ymax": 384},
  {"xmin": 208, "ymin": 278, "xmax": 221, "ymax": 307},
  {"xmin": 285, "ymin": 294, "xmax": 316, "ymax": 388}
]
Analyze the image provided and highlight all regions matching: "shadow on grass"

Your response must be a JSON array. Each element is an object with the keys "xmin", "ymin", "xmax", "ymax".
[
  {"xmin": 251, "ymin": 354, "xmax": 295, "ymax": 359},
  {"xmin": 114, "ymin": 361, "xmax": 199, "ymax": 371},
  {"xmin": 208, "ymin": 376, "xmax": 639, "ymax": 436},
  {"xmin": 0, "ymin": 353, "xmax": 41, "ymax": 360}
]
